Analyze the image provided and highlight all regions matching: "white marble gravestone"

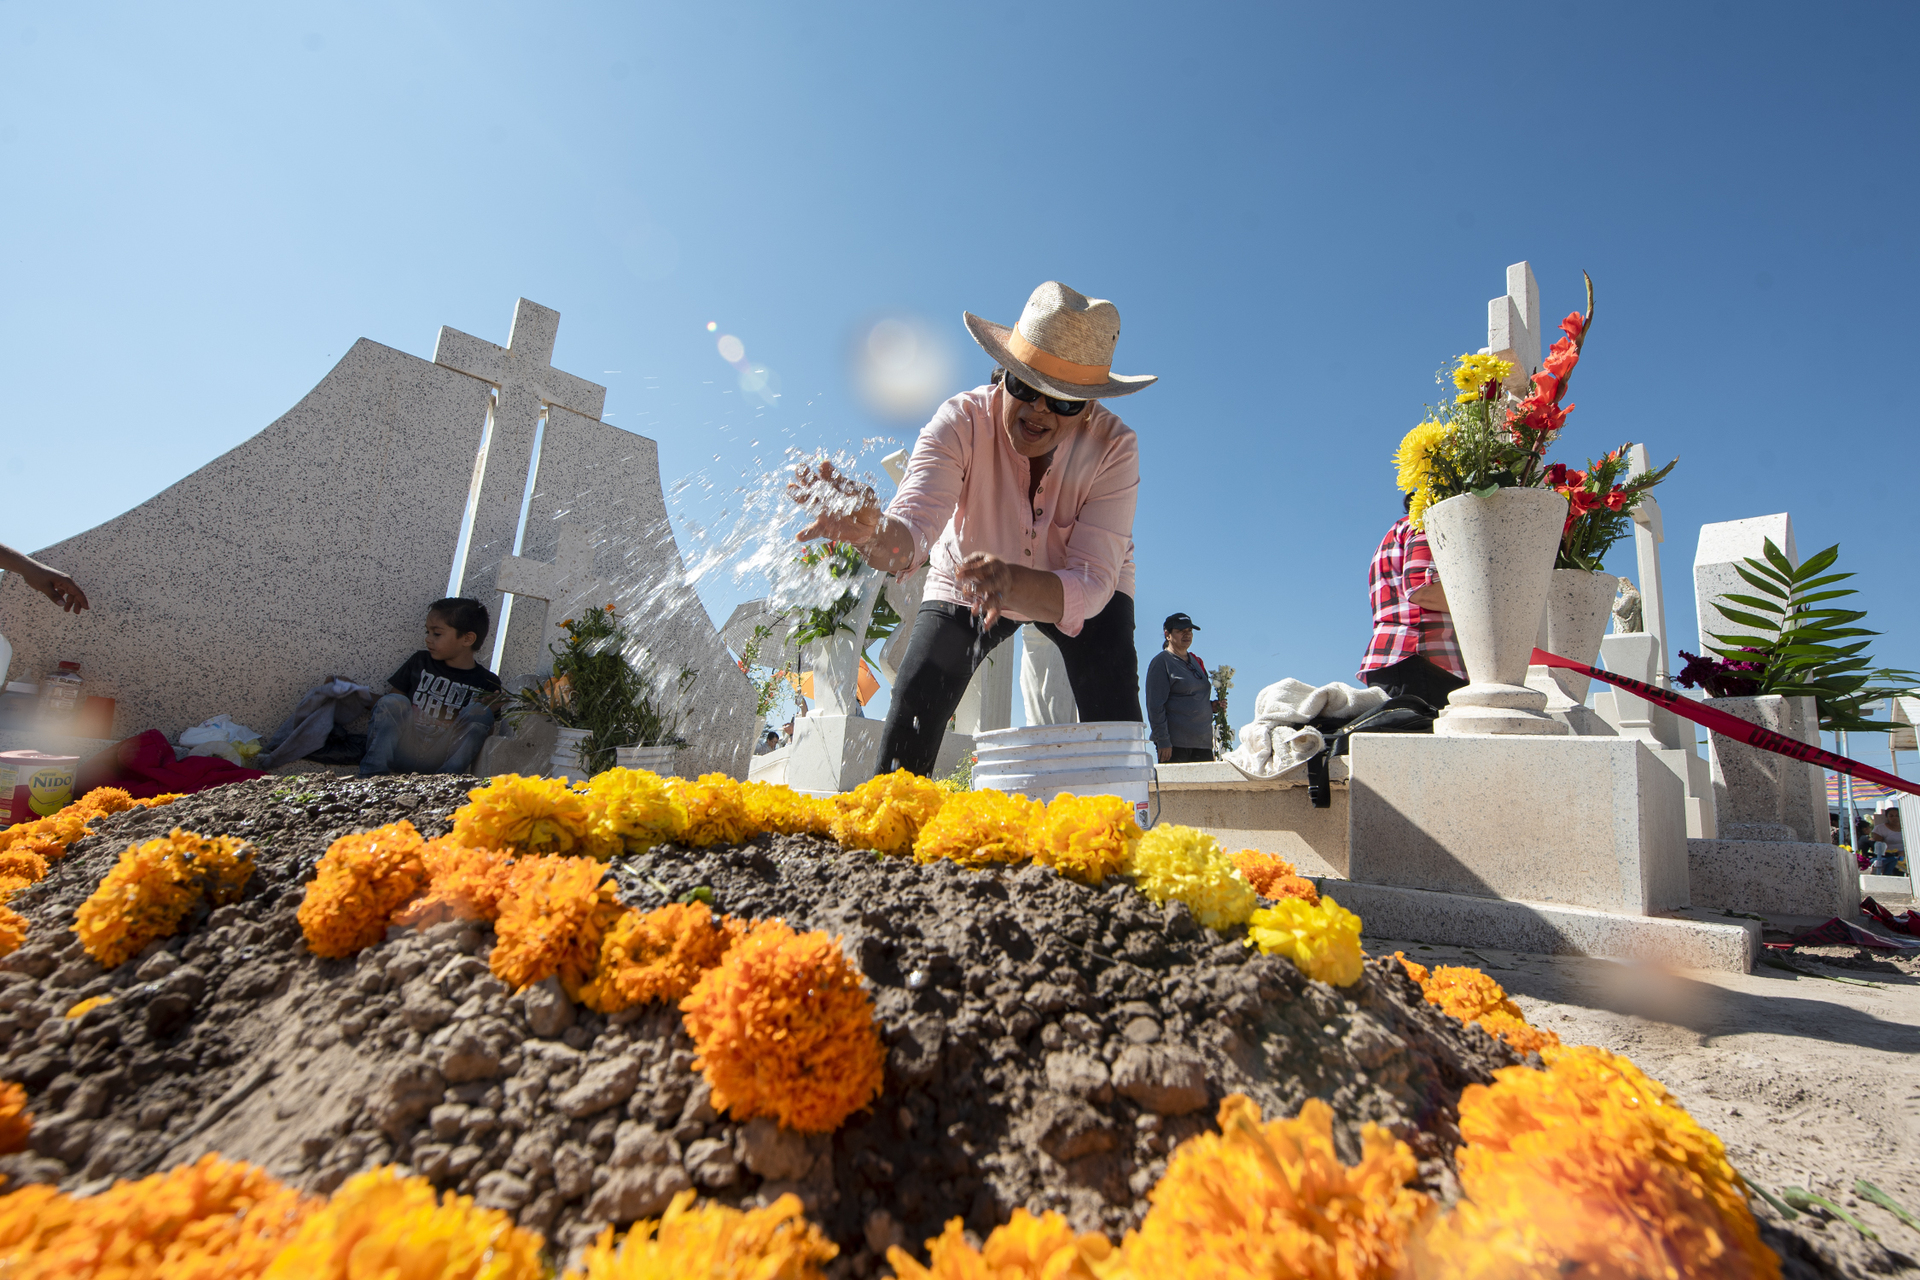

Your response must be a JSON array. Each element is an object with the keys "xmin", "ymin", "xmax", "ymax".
[{"xmin": 0, "ymin": 299, "xmax": 755, "ymax": 779}]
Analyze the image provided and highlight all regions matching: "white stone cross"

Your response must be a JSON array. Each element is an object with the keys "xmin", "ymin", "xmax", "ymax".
[
  {"xmin": 434, "ymin": 299, "xmax": 608, "ymax": 606},
  {"xmin": 494, "ymin": 521, "xmax": 616, "ymax": 662},
  {"xmin": 1484, "ymin": 262, "xmax": 1541, "ymax": 395},
  {"xmin": 1624, "ymin": 443, "xmax": 1671, "ymax": 682}
]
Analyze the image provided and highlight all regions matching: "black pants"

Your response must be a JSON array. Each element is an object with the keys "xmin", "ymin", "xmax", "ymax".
[
  {"xmin": 876, "ymin": 593, "xmax": 1142, "ymax": 776},
  {"xmin": 1361, "ymin": 655, "xmax": 1468, "ymax": 709},
  {"xmin": 1167, "ymin": 745, "xmax": 1214, "ymax": 763}
]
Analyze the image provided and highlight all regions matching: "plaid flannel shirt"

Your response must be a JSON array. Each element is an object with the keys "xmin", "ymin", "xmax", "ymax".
[{"xmin": 1359, "ymin": 517, "xmax": 1465, "ymax": 681}]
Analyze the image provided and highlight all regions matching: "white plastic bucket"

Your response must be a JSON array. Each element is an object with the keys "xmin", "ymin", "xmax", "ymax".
[
  {"xmin": 615, "ymin": 744, "xmax": 679, "ymax": 777},
  {"xmin": 549, "ymin": 727, "xmax": 592, "ymax": 781},
  {"xmin": 971, "ymin": 722, "xmax": 1155, "ymax": 828}
]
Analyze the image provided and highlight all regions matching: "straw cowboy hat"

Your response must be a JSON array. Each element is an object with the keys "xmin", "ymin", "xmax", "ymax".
[{"xmin": 964, "ymin": 281, "xmax": 1157, "ymax": 401}]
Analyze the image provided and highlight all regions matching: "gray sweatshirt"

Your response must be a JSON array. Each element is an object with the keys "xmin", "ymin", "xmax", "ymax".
[{"xmin": 1145, "ymin": 649, "xmax": 1213, "ymax": 750}]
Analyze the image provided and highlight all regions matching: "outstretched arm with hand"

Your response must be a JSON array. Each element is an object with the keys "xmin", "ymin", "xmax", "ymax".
[{"xmin": 0, "ymin": 543, "xmax": 89, "ymax": 613}]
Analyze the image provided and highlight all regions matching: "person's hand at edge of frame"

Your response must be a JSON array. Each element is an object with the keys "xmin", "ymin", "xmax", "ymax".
[{"xmin": 0, "ymin": 544, "xmax": 90, "ymax": 614}]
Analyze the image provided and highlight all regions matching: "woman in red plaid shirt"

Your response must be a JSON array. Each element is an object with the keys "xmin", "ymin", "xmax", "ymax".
[{"xmin": 1358, "ymin": 495, "xmax": 1469, "ymax": 708}]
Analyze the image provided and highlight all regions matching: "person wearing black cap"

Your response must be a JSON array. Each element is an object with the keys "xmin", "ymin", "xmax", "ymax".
[{"xmin": 1145, "ymin": 612, "xmax": 1223, "ymax": 763}]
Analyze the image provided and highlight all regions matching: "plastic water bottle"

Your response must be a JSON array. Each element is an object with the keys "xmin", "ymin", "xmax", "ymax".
[{"xmin": 40, "ymin": 662, "xmax": 82, "ymax": 724}]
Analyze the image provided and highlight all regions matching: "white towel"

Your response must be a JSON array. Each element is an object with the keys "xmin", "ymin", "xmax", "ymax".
[{"xmin": 1223, "ymin": 678, "xmax": 1389, "ymax": 780}]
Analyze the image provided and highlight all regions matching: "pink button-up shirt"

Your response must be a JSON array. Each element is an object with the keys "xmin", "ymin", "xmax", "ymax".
[{"xmin": 887, "ymin": 385, "xmax": 1139, "ymax": 637}]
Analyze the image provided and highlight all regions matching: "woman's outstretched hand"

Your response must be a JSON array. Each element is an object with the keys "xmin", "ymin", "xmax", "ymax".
[{"xmin": 790, "ymin": 459, "xmax": 882, "ymax": 546}]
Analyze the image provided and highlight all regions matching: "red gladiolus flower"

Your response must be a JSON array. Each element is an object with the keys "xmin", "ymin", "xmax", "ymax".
[
  {"xmin": 1544, "ymin": 463, "xmax": 1569, "ymax": 486},
  {"xmin": 1562, "ymin": 468, "xmax": 1586, "ymax": 489},
  {"xmin": 1559, "ymin": 311, "xmax": 1585, "ymax": 342},
  {"xmin": 1542, "ymin": 336, "xmax": 1579, "ymax": 379},
  {"xmin": 1604, "ymin": 490, "xmax": 1629, "ymax": 511},
  {"xmin": 1531, "ymin": 370, "xmax": 1562, "ymax": 403}
]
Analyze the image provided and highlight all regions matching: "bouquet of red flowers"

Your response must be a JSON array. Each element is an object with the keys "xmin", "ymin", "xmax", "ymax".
[{"xmin": 1546, "ymin": 447, "xmax": 1676, "ymax": 571}]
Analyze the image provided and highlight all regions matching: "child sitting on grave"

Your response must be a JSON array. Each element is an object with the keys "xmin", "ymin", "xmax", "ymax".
[{"xmin": 359, "ymin": 597, "xmax": 505, "ymax": 777}]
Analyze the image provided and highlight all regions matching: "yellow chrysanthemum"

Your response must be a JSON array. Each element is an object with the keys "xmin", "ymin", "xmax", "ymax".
[
  {"xmin": 1393, "ymin": 419, "xmax": 1452, "ymax": 493},
  {"xmin": 679, "ymin": 919, "xmax": 885, "ymax": 1133},
  {"xmin": 566, "ymin": 1190, "xmax": 835, "ymax": 1279},
  {"xmin": 1130, "ymin": 825, "xmax": 1258, "ymax": 930},
  {"xmin": 1411, "ymin": 1046, "xmax": 1779, "ymax": 1279},
  {"xmin": 0, "ymin": 1080, "xmax": 28, "ymax": 1155},
  {"xmin": 586, "ymin": 767, "xmax": 690, "ymax": 853},
  {"xmin": 911, "ymin": 789, "xmax": 1043, "ymax": 868},
  {"xmin": 75, "ymin": 829, "xmax": 256, "ymax": 969},
  {"xmin": 1107, "ymin": 1095, "xmax": 1431, "ymax": 1280},
  {"xmin": 489, "ymin": 855, "xmax": 625, "ymax": 997},
  {"xmin": 451, "ymin": 774, "xmax": 613, "ymax": 859},
  {"xmin": 830, "ymin": 770, "xmax": 949, "ymax": 857},
  {"xmin": 295, "ymin": 822, "xmax": 430, "ymax": 960},
  {"xmin": 740, "ymin": 781, "xmax": 836, "ymax": 838},
  {"xmin": 262, "ymin": 1165, "xmax": 543, "ymax": 1280},
  {"xmin": 1450, "ymin": 352, "xmax": 1516, "ymax": 402},
  {"xmin": 1033, "ymin": 793, "xmax": 1139, "ymax": 885},
  {"xmin": 1247, "ymin": 894, "xmax": 1365, "ymax": 987},
  {"xmin": 0, "ymin": 1152, "xmax": 318, "ymax": 1280},
  {"xmin": 888, "ymin": 1209, "xmax": 1111, "ymax": 1279},
  {"xmin": 666, "ymin": 773, "xmax": 756, "ymax": 847},
  {"xmin": 1394, "ymin": 955, "xmax": 1560, "ymax": 1055},
  {"xmin": 578, "ymin": 901, "xmax": 741, "ymax": 1014}
]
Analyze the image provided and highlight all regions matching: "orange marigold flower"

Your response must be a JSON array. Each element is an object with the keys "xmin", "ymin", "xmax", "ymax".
[
  {"xmin": 0, "ymin": 904, "xmax": 24, "ymax": 958},
  {"xmin": 680, "ymin": 919, "xmax": 885, "ymax": 1133},
  {"xmin": 1033, "ymin": 793, "xmax": 1140, "ymax": 884},
  {"xmin": 0, "ymin": 805, "xmax": 96, "ymax": 861},
  {"xmin": 65, "ymin": 995, "xmax": 114, "ymax": 1019},
  {"xmin": 566, "ymin": 1188, "xmax": 835, "ymax": 1278},
  {"xmin": 830, "ymin": 770, "xmax": 948, "ymax": 857},
  {"xmin": 261, "ymin": 1165, "xmax": 543, "ymax": 1280},
  {"xmin": 741, "ymin": 781, "xmax": 835, "ymax": 838},
  {"xmin": 75, "ymin": 829, "xmax": 255, "ymax": 969},
  {"xmin": 0, "ymin": 1080, "xmax": 28, "ymax": 1154},
  {"xmin": 0, "ymin": 849, "xmax": 51, "ymax": 885},
  {"xmin": 667, "ymin": 773, "xmax": 756, "ymax": 847},
  {"xmin": 889, "ymin": 1209, "xmax": 1111, "ymax": 1280},
  {"xmin": 75, "ymin": 786, "xmax": 139, "ymax": 816},
  {"xmin": 295, "ymin": 821, "xmax": 430, "ymax": 960},
  {"xmin": 489, "ymin": 856, "xmax": 624, "ymax": 998},
  {"xmin": 452, "ymin": 774, "xmax": 614, "ymax": 859},
  {"xmin": 578, "ymin": 901, "xmax": 741, "ymax": 1014},
  {"xmin": 1392, "ymin": 958, "xmax": 1561, "ymax": 1056},
  {"xmin": 391, "ymin": 838, "xmax": 518, "ymax": 930},
  {"xmin": 1107, "ymin": 1094, "xmax": 1430, "ymax": 1280},
  {"xmin": 586, "ymin": 767, "xmax": 690, "ymax": 853},
  {"xmin": 138, "ymin": 793, "xmax": 185, "ymax": 808},
  {"xmin": 911, "ymin": 789, "xmax": 1042, "ymax": 868},
  {"xmin": 1411, "ymin": 1045, "xmax": 1778, "ymax": 1279},
  {"xmin": 0, "ymin": 1152, "xmax": 318, "ymax": 1280},
  {"xmin": 1229, "ymin": 849, "xmax": 1320, "ymax": 904}
]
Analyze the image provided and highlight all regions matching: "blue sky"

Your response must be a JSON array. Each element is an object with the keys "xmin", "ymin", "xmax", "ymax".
[{"xmin": 3, "ymin": 2, "xmax": 1916, "ymax": 729}]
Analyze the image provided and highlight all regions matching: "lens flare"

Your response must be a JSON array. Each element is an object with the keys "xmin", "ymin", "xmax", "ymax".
[
  {"xmin": 852, "ymin": 315, "xmax": 956, "ymax": 423},
  {"xmin": 706, "ymin": 321, "xmax": 718, "ymax": 332},
  {"xmin": 717, "ymin": 334, "xmax": 746, "ymax": 363}
]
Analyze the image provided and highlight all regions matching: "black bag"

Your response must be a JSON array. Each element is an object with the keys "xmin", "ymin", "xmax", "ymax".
[{"xmin": 1304, "ymin": 696, "xmax": 1441, "ymax": 808}]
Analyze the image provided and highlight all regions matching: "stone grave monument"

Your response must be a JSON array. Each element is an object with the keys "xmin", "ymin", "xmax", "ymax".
[
  {"xmin": 1680, "ymin": 513, "xmax": 1856, "ymax": 917},
  {"xmin": 0, "ymin": 298, "xmax": 755, "ymax": 780}
]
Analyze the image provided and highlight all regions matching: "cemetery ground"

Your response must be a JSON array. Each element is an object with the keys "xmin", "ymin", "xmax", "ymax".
[{"xmin": 2, "ymin": 772, "xmax": 1917, "ymax": 1277}]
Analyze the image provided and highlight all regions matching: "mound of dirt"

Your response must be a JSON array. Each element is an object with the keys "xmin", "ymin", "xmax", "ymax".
[{"xmin": 0, "ymin": 774, "xmax": 1522, "ymax": 1272}]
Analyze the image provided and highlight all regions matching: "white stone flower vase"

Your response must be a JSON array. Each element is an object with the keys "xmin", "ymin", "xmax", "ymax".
[
  {"xmin": 548, "ymin": 726, "xmax": 593, "ymax": 780},
  {"xmin": 1705, "ymin": 694, "xmax": 1828, "ymax": 843},
  {"xmin": 803, "ymin": 570, "xmax": 883, "ymax": 718},
  {"xmin": 1422, "ymin": 488, "xmax": 1571, "ymax": 736},
  {"xmin": 1525, "ymin": 568, "xmax": 1620, "ymax": 735}
]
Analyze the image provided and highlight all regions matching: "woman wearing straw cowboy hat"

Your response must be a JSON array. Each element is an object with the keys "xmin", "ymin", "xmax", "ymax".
[{"xmin": 791, "ymin": 280, "xmax": 1155, "ymax": 777}]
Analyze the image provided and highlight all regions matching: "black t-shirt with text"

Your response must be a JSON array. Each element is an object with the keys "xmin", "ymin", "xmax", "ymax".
[{"xmin": 388, "ymin": 651, "xmax": 503, "ymax": 739}]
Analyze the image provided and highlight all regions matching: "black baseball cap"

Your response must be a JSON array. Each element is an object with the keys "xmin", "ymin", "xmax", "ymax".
[{"xmin": 1163, "ymin": 612, "xmax": 1200, "ymax": 630}]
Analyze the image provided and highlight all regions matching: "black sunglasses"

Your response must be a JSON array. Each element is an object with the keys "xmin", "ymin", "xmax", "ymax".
[{"xmin": 1003, "ymin": 373, "xmax": 1087, "ymax": 417}]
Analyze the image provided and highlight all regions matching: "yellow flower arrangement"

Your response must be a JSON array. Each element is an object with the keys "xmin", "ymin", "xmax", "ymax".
[
  {"xmin": 1393, "ymin": 419, "xmax": 1454, "ymax": 530},
  {"xmin": 1450, "ymin": 352, "xmax": 1515, "ymax": 403},
  {"xmin": 75, "ymin": 829, "xmax": 255, "ymax": 969},
  {"xmin": 1129, "ymin": 825, "xmax": 1258, "ymax": 930},
  {"xmin": 1033, "ymin": 793, "xmax": 1140, "ymax": 885},
  {"xmin": 565, "ymin": 1189, "xmax": 836, "ymax": 1279},
  {"xmin": 888, "ymin": 1209, "xmax": 1110, "ymax": 1280},
  {"xmin": 488, "ymin": 855, "xmax": 624, "ymax": 997},
  {"xmin": 1394, "ymin": 955, "xmax": 1560, "ymax": 1056},
  {"xmin": 261, "ymin": 1165, "xmax": 544, "ymax": 1280},
  {"xmin": 390, "ymin": 839, "xmax": 518, "ymax": 930},
  {"xmin": 0, "ymin": 1080, "xmax": 28, "ymax": 1155},
  {"xmin": 740, "ymin": 781, "xmax": 836, "ymax": 838},
  {"xmin": 295, "ymin": 822, "xmax": 430, "ymax": 961},
  {"xmin": 1411, "ymin": 1045, "xmax": 1778, "ymax": 1279},
  {"xmin": 0, "ymin": 1152, "xmax": 318, "ymax": 1280},
  {"xmin": 830, "ymin": 769, "xmax": 949, "ymax": 856},
  {"xmin": 0, "ymin": 849, "xmax": 50, "ymax": 885},
  {"xmin": 0, "ymin": 787, "xmax": 178, "ymax": 863},
  {"xmin": 911, "ymin": 789, "xmax": 1042, "ymax": 868},
  {"xmin": 64, "ymin": 995, "xmax": 114, "ymax": 1019},
  {"xmin": 679, "ymin": 919, "xmax": 885, "ymax": 1133},
  {"xmin": 451, "ymin": 774, "xmax": 614, "ymax": 859},
  {"xmin": 666, "ymin": 773, "xmax": 756, "ymax": 848},
  {"xmin": 1247, "ymin": 895, "xmax": 1365, "ymax": 987},
  {"xmin": 1229, "ymin": 849, "xmax": 1319, "ymax": 904},
  {"xmin": 585, "ymin": 767, "xmax": 689, "ymax": 853},
  {"xmin": 1108, "ymin": 1095, "xmax": 1431, "ymax": 1280},
  {"xmin": 577, "ymin": 901, "xmax": 741, "ymax": 1014}
]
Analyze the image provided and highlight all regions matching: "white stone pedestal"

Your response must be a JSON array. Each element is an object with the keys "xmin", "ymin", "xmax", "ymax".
[
  {"xmin": 782, "ymin": 716, "xmax": 974, "ymax": 796},
  {"xmin": 1686, "ymin": 836, "xmax": 1858, "ymax": 918},
  {"xmin": 1592, "ymin": 633, "xmax": 1716, "ymax": 839},
  {"xmin": 1706, "ymin": 694, "xmax": 1828, "ymax": 842}
]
